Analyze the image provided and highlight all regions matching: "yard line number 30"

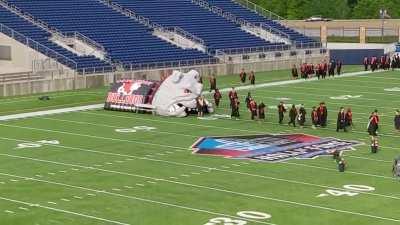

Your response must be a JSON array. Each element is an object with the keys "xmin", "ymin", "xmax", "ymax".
[{"xmin": 204, "ymin": 211, "xmax": 271, "ymax": 225}]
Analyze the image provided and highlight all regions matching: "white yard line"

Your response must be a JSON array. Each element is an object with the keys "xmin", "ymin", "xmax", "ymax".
[
  {"xmin": 81, "ymin": 111, "xmax": 400, "ymax": 138},
  {"xmin": 0, "ymin": 131, "xmax": 397, "ymax": 182},
  {"xmin": 0, "ymin": 173, "xmax": 276, "ymax": 225},
  {"xmin": 0, "ymin": 170, "xmax": 399, "ymax": 223},
  {"xmin": 0, "ymin": 104, "xmax": 104, "ymax": 121},
  {"xmin": 0, "ymin": 196, "xmax": 130, "ymax": 225},
  {"xmin": 0, "ymin": 93, "xmax": 102, "ymax": 105},
  {"xmin": 0, "ymin": 123, "xmax": 187, "ymax": 150},
  {"xmin": 2, "ymin": 112, "xmax": 398, "ymax": 165},
  {"xmin": 0, "ymin": 152, "xmax": 399, "ymax": 204},
  {"xmin": 0, "ymin": 69, "xmax": 389, "ymax": 122}
]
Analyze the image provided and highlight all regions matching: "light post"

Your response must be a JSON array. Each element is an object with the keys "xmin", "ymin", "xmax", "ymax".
[{"xmin": 379, "ymin": 8, "xmax": 386, "ymax": 42}]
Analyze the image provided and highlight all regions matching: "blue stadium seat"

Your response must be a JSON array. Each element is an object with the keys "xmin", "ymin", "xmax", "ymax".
[
  {"xmin": 206, "ymin": 0, "xmax": 319, "ymax": 46},
  {"xmin": 2, "ymin": 0, "xmax": 213, "ymax": 70},
  {"xmin": 111, "ymin": 0, "xmax": 282, "ymax": 52},
  {"xmin": 0, "ymin": 6, "xmax": 110, "ymax": 71}
]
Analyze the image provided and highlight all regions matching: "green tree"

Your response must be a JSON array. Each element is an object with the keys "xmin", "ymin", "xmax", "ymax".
[
  {"xmin": 352, "ymin": 0, "xmax": 381, "ymax": 18},
  {"xmin": 303, "ymin": 0, "xmax": 350, "ymax": 19},
  {"xmin": 286, "ymin": 0, "xmax": 307, "ymax": 19}
]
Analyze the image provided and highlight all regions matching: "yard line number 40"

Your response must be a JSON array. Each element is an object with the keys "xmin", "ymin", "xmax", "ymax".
[
  {"xmin": 317, "ymin": 184, "xmax": 375, "ymax": 197},
  {"xmin": 204, "ymin": 211, "xmax": 271, "ymax": 225}
]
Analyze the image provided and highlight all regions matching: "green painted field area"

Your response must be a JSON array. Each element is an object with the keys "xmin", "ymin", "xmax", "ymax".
[{"xmin": 0, "ymin": 68, "xmax": 399, "ymax": 225}]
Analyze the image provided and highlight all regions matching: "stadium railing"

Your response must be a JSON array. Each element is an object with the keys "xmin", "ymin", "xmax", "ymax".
[
  {"xmin": 98, "ymin": 0, "xmax": 205, "ymax": 48},
  {"xmin": 191, "ymin": 0, "xmax": 294, "ymax": 45},
  {"xmin": 215, "ymin": 41, "xmax": 325, "ymax": 56},
  {"xmin": 0, "ymin": 23, "xmax": 78, "ymax": 70},
  {"xmin": 76, "ymin": 57, "xmax": 220, "ymax": 75},
  {"xmin": 233, "ymin": 0, "xmax": 286, "ymax": 23}
]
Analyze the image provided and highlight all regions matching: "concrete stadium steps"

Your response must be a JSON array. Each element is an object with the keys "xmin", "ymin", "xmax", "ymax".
[{"xmin": 0, "ymin": 72, "xmax": 44, "ymax": 84}]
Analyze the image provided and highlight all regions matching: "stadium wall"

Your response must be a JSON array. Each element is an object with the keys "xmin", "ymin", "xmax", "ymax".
[
  {"xmin": 0, "ymin": 33, "xmax": 74, "ymax": 76},
  {"xmin": 329, "ymin": 49, "xmax": 384, "ymax": 65}
]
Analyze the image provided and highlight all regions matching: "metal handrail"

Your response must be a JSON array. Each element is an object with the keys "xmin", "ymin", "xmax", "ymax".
[
  {"xmin": 256, "ymin": 22, "xmax": 291, "ymax": 41},
  {"xmin": 191, "ymin": 0, "xmax": 291, "ymax": 44},
  {"xmin": 64, "ymin": 32, "xmax": 106, "ymax": 52},
  {"xmin": 214, "ymin": 41, "xmax": 325, "ymax": 56},
  {"xmin": 76, "ymin": 57, "xmax": 220, "ymax": 75},
  {"xmin": 0, "ymin": 0, "xmax": 106, "ymax": 54},
  {"xmin": 233, "ymin": 0, "xmax": 286, "ymax": 22},
  {"xmin": 0, "ymin": 23, "xmax": 78, "ymax": 70},
  {"xmin": 164, "ymin": 26, "xmax": 205, "ymax": 46},
  {"xmin": 99, "ymin": 0, "xmax": 205, "ymax": 46}
]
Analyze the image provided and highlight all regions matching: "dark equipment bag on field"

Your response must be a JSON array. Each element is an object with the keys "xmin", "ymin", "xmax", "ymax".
[{"xmin": 393, "ymin": 157, "xmax": 400, "ymax": 178}]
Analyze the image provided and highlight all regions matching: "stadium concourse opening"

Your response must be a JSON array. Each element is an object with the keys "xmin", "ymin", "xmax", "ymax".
[{"xmin": 1, "ymin": 0, "xmax": 400, "ymax": 225}]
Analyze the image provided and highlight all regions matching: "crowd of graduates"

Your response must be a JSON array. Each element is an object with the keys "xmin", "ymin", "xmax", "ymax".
[
  {"xmin": 201, "ymin": 64, "xmax": 400, "ymax": 172},
  {"xmin": 291, "ymin": 59, "xmax": 343, "ymax": 80},
  {"xmin": 363, "ymin": 54, "xmax": 400, "ymax": 71}
]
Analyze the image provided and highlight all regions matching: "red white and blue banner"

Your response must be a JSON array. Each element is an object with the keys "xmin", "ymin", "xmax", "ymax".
[
  {"xmin": 104, "ymin": 80, "xmax": 160, "ymax": 111},
  {"xmin": 192, "ymin": 134, "xmax": 362, "ymax": 162}
]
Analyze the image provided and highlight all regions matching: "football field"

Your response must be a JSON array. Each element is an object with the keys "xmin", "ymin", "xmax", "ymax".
[{"xmin": 0, "ymin": 70, "xmax": 400, "ymax": 225}]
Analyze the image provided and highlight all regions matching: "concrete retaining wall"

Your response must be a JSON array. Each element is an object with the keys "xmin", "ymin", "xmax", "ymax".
[{"xmin": 0, "ymin": 56, "xmax": 326, "ymax": 97}]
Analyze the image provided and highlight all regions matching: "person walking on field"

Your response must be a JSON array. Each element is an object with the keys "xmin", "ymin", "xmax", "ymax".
[
  {"xmin": 249, "ymin": 71, "xmax": 255, "ymax": 85},
  {"xmin": 311, "ymin": 106, "xmax": 319, "ymax": 129},
  {"xmin": 367, "ymin": 110, "xmax": 380, "ymax": 151},
  {"xmin": 288, "ymin": 104, "xmax": 297, "ymax": 127},
  {"xmin": 249, "ymin": 98, "xmax": 258, "ymax": 120},
  {"xmin": 336, "ymin": 60, "xmax": 342, "ymax": 75},
  {"xmin": 231, "ymin": 97, "xmax": 240, "ymax": 119},
  {"xmin": 209, "ymin": 74, "xmax": 217, "ymax": 92},
  {"xmin": 213, "ymin": 89, "xmax": 222, "ymax": 108},
  {"xmin": 297, "ymin": 104, "xmax": 306, "ymax": 128},
  {"xmin": 346, "ymin": 108, "xmax": 353, "ymax": 130},
  {"xmin": 277, "ymin": 101, "xmax": 286, "ymax": 124},
  {"xmin": 291, "ymin": 64, "xmax": 298, "ymax": 79},
  {"xmin": 258, "ymin": 102, "xmax": 266, "ymax": 121},
  {"xmin": 318, "ymin": 102, "xmax": 328, "ymax": 128},
  {"xmin": 239, "ymin": 68, "xmax": 247, "ymax": 84},
  {"xmin": 336, "ymin": 107, "xmax": 347, "ymax": 132},
  {"xmin": 394, "ymin": 110, "xmax": 400, "ymax": 132}
]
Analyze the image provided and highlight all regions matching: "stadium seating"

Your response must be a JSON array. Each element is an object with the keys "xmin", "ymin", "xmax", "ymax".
[
  {"xmin": 111, "ymin": 0, "xmax": 284, "ymax": 52},
  {"xmin": 3, "ymin": 0, "xmax": 214, "ymax": 70},
  {"xmin": 1, "ymin": 0, "xmax": 319, "ymax": 72},
  {"xmin": 0, "ymin": 5, "xmax": 111, "ymax": 71},
  {"xmin": 205, "ymin": 0, "xmax": 319, "ymax": 47}
]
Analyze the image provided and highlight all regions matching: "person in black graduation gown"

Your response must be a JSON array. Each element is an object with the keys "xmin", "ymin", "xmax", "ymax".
[
  {"xmin": 394, "ymin": 110, "xmax": 400, "ymax": 132},
  {"xmin": 277, "ymin": 101, "xmax": 286, "ymax": 124},
  {"xmin": 336, "ymin": 107, "xmax": 347, "ymax": 132},
  {"xmin": 288, "ymin": 104, "xmax": 297, "ymax": 127},
  {"xmin": 249, "ymin": 71, "xmax": 255, "ymax": 85},
  {"xmin": 258, "ymin": 102, "xmax": 266, "ymax": 121},
  {"xmin": 318, "ymin": 102, "xmax": 328, "ymax": 127},
  {"xmin": 297, "ymin": 104, "xmax": 306, "ymax": 128}
]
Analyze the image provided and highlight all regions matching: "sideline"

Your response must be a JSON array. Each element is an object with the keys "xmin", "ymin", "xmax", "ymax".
[
  {"xmin": 0, "ymin": 69, "xmax": 387, "ymax": 121},
  {"xmin": 0, "ymin": 104, "xmax": 104, "ymax": 121}
]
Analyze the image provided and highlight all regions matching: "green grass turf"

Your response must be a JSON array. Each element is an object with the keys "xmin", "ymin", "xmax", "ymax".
[
  {"xmin": 0, "ymin": 68, "xmax": 399, "ymax": 225},
  {"xmin": 0, "ymin": 65, "xmax": 364, "ymax": 116},
  {"xmin": 327, "ymin": 36, "xmax": 399, "ymax": 43}
]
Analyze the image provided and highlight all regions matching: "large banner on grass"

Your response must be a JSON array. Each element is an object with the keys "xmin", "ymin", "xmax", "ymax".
[
  {"xmin": 192, "ymin": 134, "xmax": 362, "ymax": 162},
  {"xmin": 104, "ymin": 80, "xmax": 160, "ymax": 111}
]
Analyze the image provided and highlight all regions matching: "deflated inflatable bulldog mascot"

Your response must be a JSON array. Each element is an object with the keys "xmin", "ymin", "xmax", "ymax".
[
  {"xmin": 152, "ymin": 70, "xmax": 212, "ymax": 117},
  {"xmin": 104, "ymin": 70, "xmax": 213, "ymax": 117}
]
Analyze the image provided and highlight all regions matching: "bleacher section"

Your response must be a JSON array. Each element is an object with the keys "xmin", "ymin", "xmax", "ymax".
[
  {"xmin": 0, "ymin": 0, "xmax": 321, "ymax": 74},
  {"xmin": 111, "ymin": 0, "xmax": 285, "ymax": 53},
  {"xmin": 206, "ymin": 0, "xmax": 319, "ymax": 47},
  {"xmin": 0, "ymin": 5, "xmax": 110, "ymax": 72},
  {"xmin": 3, "ymin": 0, "xmax": 214, "ymax": 71}
]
